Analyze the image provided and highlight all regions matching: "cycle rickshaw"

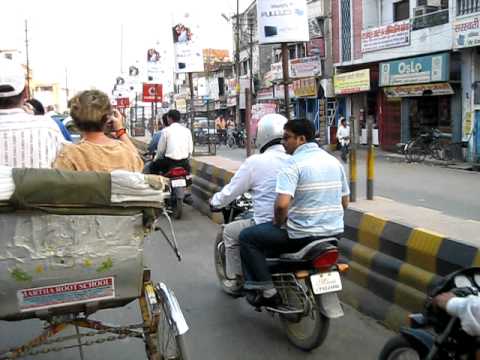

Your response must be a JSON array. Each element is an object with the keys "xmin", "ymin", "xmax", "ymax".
[{"xmin": 0, "ymin": 167, "xmax": 188, "ymax": 360}]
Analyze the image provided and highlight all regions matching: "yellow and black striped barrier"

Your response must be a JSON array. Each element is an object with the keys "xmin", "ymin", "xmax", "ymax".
[{"xmin": 190, "ymin": 158, "xmax": 477, "ymax": 331}]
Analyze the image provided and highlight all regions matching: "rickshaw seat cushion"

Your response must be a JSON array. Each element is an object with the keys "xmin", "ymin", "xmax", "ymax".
[{"xmin": 10, "ymin": 168, "xmax": 111, "ymax": 209}]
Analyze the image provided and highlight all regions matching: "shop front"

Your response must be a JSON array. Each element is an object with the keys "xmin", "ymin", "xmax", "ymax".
[{"xmin": 379, "ymin": 52, "xmax": 462, "ymax": 147}]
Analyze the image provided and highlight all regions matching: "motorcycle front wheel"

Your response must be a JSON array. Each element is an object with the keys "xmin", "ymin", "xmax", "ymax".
[
  {"xmin": 214, "ymin": 231, "xmax": 243, "ymax": 296},
  {"xmin": 280, "ymin": 281, "xmax": 330, "ymax": 351},
  {"xmin": 379, "ymin": 335, "xmax": 422, "ymax": 360}
]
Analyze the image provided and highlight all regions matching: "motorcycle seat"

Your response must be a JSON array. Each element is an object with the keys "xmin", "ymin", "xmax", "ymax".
[{"xmin": 278, "ymin": 238, "xmax": 338, "ymax": 261}]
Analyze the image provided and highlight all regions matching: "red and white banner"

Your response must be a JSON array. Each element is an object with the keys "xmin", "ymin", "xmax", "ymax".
[
  {"xmin": 142, "ymin": 83, "xmax": 163, "ymax": 103},
  {"xmin": 116, "ymin": 97, "xmax": 130, "ymax": 108},
  {"xmin": 361, "ymin": 20, "xmax": 410, "ymax": 53}
]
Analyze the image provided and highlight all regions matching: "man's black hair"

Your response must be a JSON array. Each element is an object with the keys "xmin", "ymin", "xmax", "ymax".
[
  {"xmin": 283, "ymin": 119, "xmax": 315, "ymax": 142},
  {"xmin": 162, "ymin": 113, "xmax": 168, "ymax": 127},
  {"xmin": 0, "ymin": 88, "xmax": 25, "ymax": 109},
  {"xmin": 167, "ymin": 109, "xmax": 181, "ymax": 123},
  {"xmin": 26, "ymin": 98, "xmax": 45, "ymax": 115}
]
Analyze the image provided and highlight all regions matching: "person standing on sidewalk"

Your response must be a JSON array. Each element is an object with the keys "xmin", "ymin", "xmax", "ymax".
[
  {"xmin": 0, "ymin": 58, "xmax": 65, "ymax": 168},
  {"xmin": 210, "ymin": 114, "xmax": 290, "ymax": 286},
  {"xmin": 239, "ymin": 119, "xmax": 350, "ymax": 307}
]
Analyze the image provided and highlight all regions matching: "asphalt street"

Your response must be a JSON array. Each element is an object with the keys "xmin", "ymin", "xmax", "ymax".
[
  {"xmin": 213, "ymin": 145, "xmax": 480, "ymax": 221},
  {"xmin": 0, "ymin": 206, "xmax": 393, "ymax": 360}
]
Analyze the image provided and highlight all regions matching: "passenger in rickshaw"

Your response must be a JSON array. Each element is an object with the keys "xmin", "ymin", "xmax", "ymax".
[
  {"xmin": 0, "ymin": 58, "xmax": 66, "ymax": 168},
  {"xmin": 53, "ymin": 90, "xmax": 143, "ymax": 172}
]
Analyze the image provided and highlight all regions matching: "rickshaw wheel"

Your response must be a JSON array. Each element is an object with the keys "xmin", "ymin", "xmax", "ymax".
[{"xmin": 142, "ymin": 281, "xmax": 188, "ymax": 360}]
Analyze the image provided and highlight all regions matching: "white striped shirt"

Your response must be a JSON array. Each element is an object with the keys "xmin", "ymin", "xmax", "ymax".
[
  {"xmin": 0, "ymin": 108, "xmax": 65, "ymax": 168},
  {"xmin": 276, "ymin": 143, "xmax": 349, "ymax": 239}
]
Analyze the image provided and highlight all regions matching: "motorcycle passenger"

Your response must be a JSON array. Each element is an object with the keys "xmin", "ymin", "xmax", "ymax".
[
  {"xmin": 148, "ymin": 113, "xmax": 167, "ymax": 155},
  {"xmin": 151, "ymin": 109, "xmax": 193, "ymax": 174},
  {"xmin": 239, "ymin": 119, "xmax": 350, "ymax": 307},
  {"xmin": 210, "ymin": 114, "xmax": 290, "ymax": 285},
  {"xmin": 434, "ymin": 292, "xmax": 480, "ymax": 336}
]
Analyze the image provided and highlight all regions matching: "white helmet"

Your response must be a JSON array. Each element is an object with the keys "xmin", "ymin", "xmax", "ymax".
[{"xmin": 256, "ymin": 113, "xmax": 288, "ymax": 153}]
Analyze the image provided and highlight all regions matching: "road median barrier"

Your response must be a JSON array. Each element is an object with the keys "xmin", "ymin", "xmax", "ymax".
[{"xmin": 190, "ymin": 157, "xmax": 479, "ymax": 330}]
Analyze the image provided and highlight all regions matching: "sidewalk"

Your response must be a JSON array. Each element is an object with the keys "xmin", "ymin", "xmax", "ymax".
[{"xmin": 196, "ymin": 155, "xmax": 480, "ymax": 246}]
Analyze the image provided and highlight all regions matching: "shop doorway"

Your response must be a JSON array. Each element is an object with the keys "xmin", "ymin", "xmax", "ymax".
[{"xmin": 408, "ymin": 96, "xmax": 451, "ymax": 138}]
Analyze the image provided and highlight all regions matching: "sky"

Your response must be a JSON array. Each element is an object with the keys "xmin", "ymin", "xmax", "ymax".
[{"xmin": 1, "ymin": 0, "xmax": 252, "ymax": 97}]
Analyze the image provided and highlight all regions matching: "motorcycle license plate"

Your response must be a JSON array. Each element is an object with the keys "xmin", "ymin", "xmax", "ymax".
[
  {"xmin": 310, "ymin": 272, "xmax": 342, "ymax": 295},
  {"xmin": 171, "ymin": 179, "xmax": 186, "ymax": 188}
]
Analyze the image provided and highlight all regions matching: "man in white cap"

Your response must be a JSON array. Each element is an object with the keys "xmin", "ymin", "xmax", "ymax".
[{"xmin": 0, "ymin": 58, "xmax": 65, "ymax": 168}]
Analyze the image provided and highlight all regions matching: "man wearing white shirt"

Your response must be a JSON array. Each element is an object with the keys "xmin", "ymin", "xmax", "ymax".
[
  {"xmin": 0, "ymin": 58, "xmax": 65, "ymax": 168},
  {"xmin": 210, "ymin": 114, "xmax": 290, "ymax": 286},
  {"xmin": 152, "ymin": 109, "xmax": 193, "ymax": 174}
]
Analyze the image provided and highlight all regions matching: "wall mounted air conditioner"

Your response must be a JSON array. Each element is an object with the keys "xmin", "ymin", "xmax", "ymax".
[{"xmin": 417, "ymin": 0, "xmax": 441, "ymax": 7}]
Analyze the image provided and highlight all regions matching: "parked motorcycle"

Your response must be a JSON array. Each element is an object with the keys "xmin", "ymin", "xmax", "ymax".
[
  {"xmin": 212, "ymin": 194, "xmax": 348, "ymax": 351},
  {"xmin": 379, "ymin": 267, "xmax": 480, "ymax": 360}
]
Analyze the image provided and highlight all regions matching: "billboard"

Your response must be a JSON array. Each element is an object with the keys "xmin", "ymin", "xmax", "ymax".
[
  {"xmin": 453, "ymin": 14, "xmax": 480, "ymax": 49},
  {"xmin": 361, "ymin": 20, "xmax": 410, "ymax": 53},
  {"xmin": 142, "ymin": 84, "xmax": 163, "ymax": 103},
  {"xmin": 172, "ymin": 13, "xmax": 204, "ymax": 73},
  {"xmin": 257, "ymin": 0, "xmax": 310, "ymax": 44},
  {"xmin": 334, "ymin": 69, "xmax": 370, "ymax": 95}
]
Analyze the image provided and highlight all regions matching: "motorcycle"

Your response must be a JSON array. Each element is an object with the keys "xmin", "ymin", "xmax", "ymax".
[
  {"xmin": 212, "ymin": 194, "xmax": 348, "ymax": 351},
  {"xmin": 379, "ymin": 267, "xmax": 480, "ymax": 360},
  {"xmin": 338, "ymin": 136, "xmax": 350, "ymax": 162},
  {"xmin": 226, "ymin": 129, "xmax": 246, "ymax": 149},
  {"xmin": 142, "ymin": 153, "xmax": 192, "ymax": 220}
]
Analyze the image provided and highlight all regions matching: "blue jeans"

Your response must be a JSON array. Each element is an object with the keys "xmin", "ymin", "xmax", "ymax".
[{"xmin": 239, "ymin": 222, "xmax": 318, "ymax": 291}]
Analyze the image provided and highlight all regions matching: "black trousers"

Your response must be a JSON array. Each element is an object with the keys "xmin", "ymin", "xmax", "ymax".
[{"xmin": 148, "ymin": 157, "xmax": 190, "ymax": 175}]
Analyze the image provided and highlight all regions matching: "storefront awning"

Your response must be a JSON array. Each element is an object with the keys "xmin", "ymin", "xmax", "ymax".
[{"xmin": 384, "ymin": 83, "xmax": 454, "ymax": 97}]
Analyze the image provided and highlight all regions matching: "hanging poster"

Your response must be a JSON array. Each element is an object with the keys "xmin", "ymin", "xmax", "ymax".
[
  {"xmin": 257, "ymin": 0, "xmax": 310, "ymax": 44},
  {"xmin": 172, "ymin": 13, "xmax": 204, "ymax": 73}
]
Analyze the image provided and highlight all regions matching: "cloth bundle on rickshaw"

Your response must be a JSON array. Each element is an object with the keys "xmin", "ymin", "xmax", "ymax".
[{"xmin": 0, "ymin": 167, "xmax": 168, "ymax": 321}]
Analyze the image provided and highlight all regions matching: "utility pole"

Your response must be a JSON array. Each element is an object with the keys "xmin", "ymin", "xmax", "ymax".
[
  {"xmin": 65, "ymin": 68, "xmax": 69, "ymax": 100},
  {"xmin": 281, "ymin": 43, "xmax": 291, "ymax": 121},
  {"xmin": 235, "ymin": 0, "xmax": 241, "ymax": 128},
  {"xmin": 249, "ymin": 19, "xmax": 254, "ymax": 100},
  {"xmin": 24, "ymin": 20, "xmax": 31, "ymax": 99},
  {"xmin": 120, "ymin": 24, "xmax": 124, "ymax": 75}
]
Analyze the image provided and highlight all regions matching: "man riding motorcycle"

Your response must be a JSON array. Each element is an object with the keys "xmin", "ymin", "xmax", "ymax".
[
  {"xmin": 239, "ymin": 119, "xmax": 350, "ymax": 307},
  {"xmin": 150, "ymin": 109, "xmax": 193, "ymax": 174},
  {"xmin": 209, "ymin": 114, "xmax": 290, "ymax": 287}
]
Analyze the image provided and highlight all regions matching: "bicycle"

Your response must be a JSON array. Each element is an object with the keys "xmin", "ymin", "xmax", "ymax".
[{"xmin": 404, "ymin": 128, "xmax": 447, "ymax": 163}]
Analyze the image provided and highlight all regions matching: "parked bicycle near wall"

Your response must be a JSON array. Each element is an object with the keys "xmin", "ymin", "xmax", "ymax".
[{"xmin": 404, "ymin": 128, "xmax": 450, "ymax": 163}]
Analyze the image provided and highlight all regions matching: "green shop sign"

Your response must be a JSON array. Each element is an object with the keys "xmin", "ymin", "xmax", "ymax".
[{"xmin": 379, "ymin": 53, "xmax": 449, "ymax": 87}]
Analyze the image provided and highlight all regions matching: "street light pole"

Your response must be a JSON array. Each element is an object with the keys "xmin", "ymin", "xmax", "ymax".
[
  {"xmin": 24, "ymin": 20, "xmax": 31, "ymax": 99},
  {"xmin": 235, "ymin": 0, "xmax": 241, "ymax": 128}
]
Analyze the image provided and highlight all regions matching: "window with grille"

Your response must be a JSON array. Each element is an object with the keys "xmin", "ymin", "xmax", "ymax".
[
  {"xmin": 341, "ymin": 0, "xmax": 352, "ymax": 62},
  {"xmin": 457, "ymin": 0, "xmax": 480, "ymax": 15}
]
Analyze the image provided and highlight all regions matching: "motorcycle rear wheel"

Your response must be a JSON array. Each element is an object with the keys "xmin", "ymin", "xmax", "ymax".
[
  {"xmin": 214, "ymin": 231, "xmax": 243, "ymax": 296},
  {"xmin": 173, "ymin": 198, "xmax": 183, "ymax": 219},
  {"xmin": 280, "ymin": 282, "xmax": 330, "ymax": 351},
  {"xmin": 379, "ymin": 335, "xmax": 422, "ymax": 360}
]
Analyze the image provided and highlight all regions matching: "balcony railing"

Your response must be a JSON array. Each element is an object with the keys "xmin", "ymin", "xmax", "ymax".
[
  {"xmin": 412, "ymin": 8, "xmax": 449, "ymax": 30},
  {"xmin": 457, "ymin": 0, "xmax": 480, "ymax": 16}
]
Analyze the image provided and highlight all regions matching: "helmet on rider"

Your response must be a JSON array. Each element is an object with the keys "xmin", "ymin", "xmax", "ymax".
[{"xmin": 256, "ymin": 113, "xmax": 288, "ymax": 153}]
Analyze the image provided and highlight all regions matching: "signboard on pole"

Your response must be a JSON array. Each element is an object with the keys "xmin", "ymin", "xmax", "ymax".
[
  {"xmin": 290, "ymin": 56, "xmax": 321, "ymax": 78},
  {"xmin": 334, "ymin": 69, "xmax": 371, "ymax": 95},
  {"xmin": 379, "ymin": 53, "xmax": 450, "ymax": 87},
  {"xmin": 257, "ymin": 0, "xmax": 310, "ymax": 44},
  {"xmin": 142, "ymin": 83, "xmax": 163, "ymax": 103},
  {"xmin": 361, "ymin": 20, "xmax": 410, "ymax": 53},
  {"xmin": 172, "ymin": 13, "xmax": 204, "ymax": 73},
  {"xmin": 116, "ymin": 97, "xmax": 130, "ymax": 108}
]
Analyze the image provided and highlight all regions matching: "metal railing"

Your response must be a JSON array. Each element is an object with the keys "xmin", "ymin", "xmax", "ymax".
[
  {"xmin": 412, "ymin": 8, "xmax": 449, "ymax": 30},
  {"xmin": 457, "ymin": 0, "xmax": 480, "ymax": 15}
]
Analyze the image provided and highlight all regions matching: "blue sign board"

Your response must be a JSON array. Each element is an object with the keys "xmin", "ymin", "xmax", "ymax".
[{"xmin": 379, "ymin": 53, "xmax": 450, "ymax": 87}]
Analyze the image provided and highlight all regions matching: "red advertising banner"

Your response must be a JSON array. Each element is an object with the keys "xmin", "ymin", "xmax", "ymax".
[
  {"xmin": 116, "ymin": 97, "xmax": 130, "ymax": 108},
  {"xmin": 142, "ymin": 83, "xmax": 163, "ymax": 103}
]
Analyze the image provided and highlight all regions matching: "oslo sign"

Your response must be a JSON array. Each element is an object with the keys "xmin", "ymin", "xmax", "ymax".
[
  {"xmin": 257, "ymin": 0, "xmax": 309, "ymax": 44},
  {"xmin": 361, "ymin": 20, "xmax": 410, "ymax": 53},
  {"xmin": 453, "ymin": 14, "xmax": 480, "ymax": 49},
  {"xmin": 380, "ymin": 53, "xmax": 450, "ymax": 87}
]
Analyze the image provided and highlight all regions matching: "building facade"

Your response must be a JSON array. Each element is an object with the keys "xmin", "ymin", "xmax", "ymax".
[{"xmin": 332, "ymin": 0, "xmax": 479, "ymax": 161}]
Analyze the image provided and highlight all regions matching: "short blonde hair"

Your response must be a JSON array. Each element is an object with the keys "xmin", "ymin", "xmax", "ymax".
[{"xmin": 69, "ymin": 90, "xmax": 112, "ymax": 132}]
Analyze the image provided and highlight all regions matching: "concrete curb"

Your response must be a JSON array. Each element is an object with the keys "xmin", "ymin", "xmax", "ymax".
[{"xmin": 190, "ymin": 157, "xmax": 479, "ymax": 330}]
